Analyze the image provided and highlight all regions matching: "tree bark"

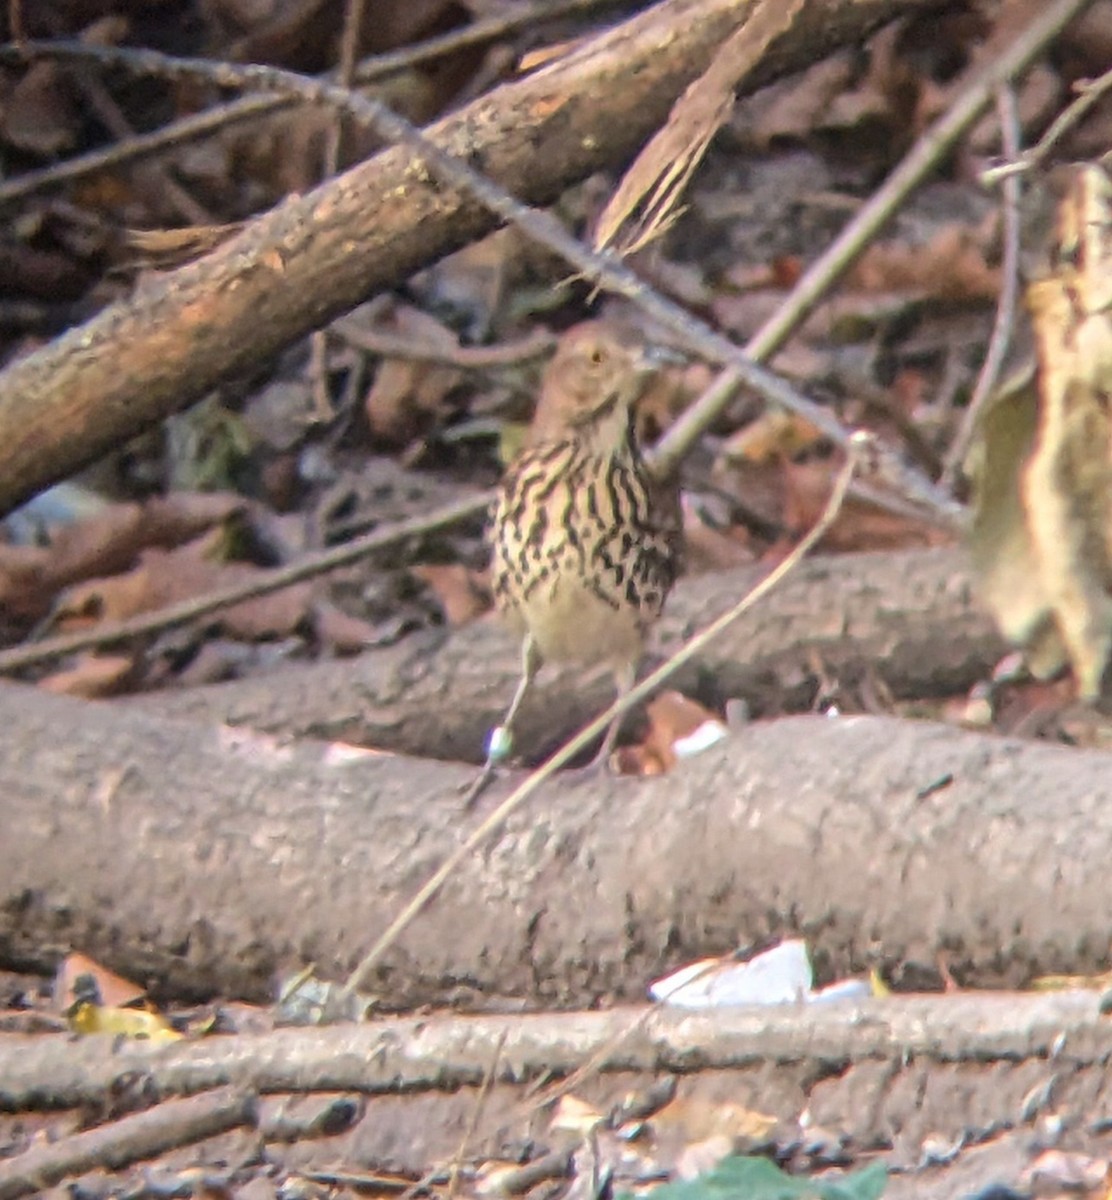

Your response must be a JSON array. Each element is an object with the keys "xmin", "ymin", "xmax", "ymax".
[{"xmin": 0, "ymin": 0, "xmax": 942, "ymax": 516}]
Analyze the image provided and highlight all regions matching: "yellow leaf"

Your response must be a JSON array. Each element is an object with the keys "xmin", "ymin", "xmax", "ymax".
[{"xmin": 69, "ymin": 1001, "xmax": 181, "ymax": 1042}]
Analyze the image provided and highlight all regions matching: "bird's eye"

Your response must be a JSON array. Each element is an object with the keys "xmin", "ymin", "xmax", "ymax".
[{"xmin": 589, "ymin": 348, "xmax": 605, "ymax": 364}]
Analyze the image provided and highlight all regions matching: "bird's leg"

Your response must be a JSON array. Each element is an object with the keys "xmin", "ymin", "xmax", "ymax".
[
  {"xmin": 463, "ymin": 636, "xmax": 543, "ymax": 809},
  {"xmin": 589, "ymin": 659, "xmax": 638, "ymax": 770},
  {"xmin": 485, "ymin": 633, "xmax": 542, "ymax": 767}
]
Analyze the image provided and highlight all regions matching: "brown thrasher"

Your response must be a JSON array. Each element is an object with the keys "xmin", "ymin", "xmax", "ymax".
[{"xmin": 487, "ymin": 322, "xmax": 680, "ymax": 766}]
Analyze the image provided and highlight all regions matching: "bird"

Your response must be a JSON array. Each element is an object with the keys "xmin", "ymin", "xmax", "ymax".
[{"xmin": 487, "ymin": 321, "xmax": 681, "ymax": 768}]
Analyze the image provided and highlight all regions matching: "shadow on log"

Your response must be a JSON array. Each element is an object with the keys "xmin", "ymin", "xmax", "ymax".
[{"xmin": 130, "ymin": 547, "xmax": 1003, "ymax": 762}]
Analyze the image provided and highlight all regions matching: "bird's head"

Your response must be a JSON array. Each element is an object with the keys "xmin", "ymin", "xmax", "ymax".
[{"xmin": 529, "ymin": 323, "xmax": 651, "ymax": 452}]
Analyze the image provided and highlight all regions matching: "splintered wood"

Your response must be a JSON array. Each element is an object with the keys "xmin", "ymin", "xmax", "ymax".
[
  {"xmin": 971, "ymin": 163, "xmax": 1112, "ymax": 697},
  {"xmin": 592, "ymin": 0, "xmax": 805, "ymax": 257}
]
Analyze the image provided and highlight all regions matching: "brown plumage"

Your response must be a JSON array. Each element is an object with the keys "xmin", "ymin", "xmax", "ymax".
[{"xmin": 488, "ymin": 322, "xmax": 680, "ymax": 765}]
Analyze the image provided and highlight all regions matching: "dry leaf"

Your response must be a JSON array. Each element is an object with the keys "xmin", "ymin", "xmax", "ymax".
[
  {"xmin": 615, "ymin": 690, "xmax": 725, "ymax": 775},
  {"xmin": 312, "ymin": 601, "xmax": 381, "ymax": 653},
  {"xmin": 739, "ymin": 52, "xmax": 856, "ymax": 147},
  {"xmin": 722, "ymin": 409, "xmax": 823, "ymax": 463},
  {"xmin": 411, "ymin": 563, "xmax": 490, "ymax": 625},
  {"xmin": 636, "ymin": 362, "xmax": 707, "ymax": 444},
  {"xmin": 55, "ymin": 558, "xmax": 167, "ymax": 627},
  {"xmin": 682, "ymin": 500, "xmax": 754, "ymax": 573},
  {"xmin": 1021, "ymin": 166, "xmax": 1112, "ymax": 696},
  {"xmin": 782, "ymin": 459, "xmax": 942, "ymax": 552},
  {"xmin": 1, "ymin": 62, "xmax": 77, "ymax": 157},
  {"xmin": 0, "ymin": 493, "xmax": 242, "ymax": 622},
  {"xmin": 363, "ymin": 305, "xmax": 466, "ymax": 443},
  {"xmin": 970, "ymin": 164, "xmax": 1112, "ymax": 696},
  {"xmin": 52, "ymin": 529, "xmax": 313, "ymax": 643},
  {"xmin": 967, "ymin": 374, "xmax": 1057, "ymax": 669},
  {"xmin": 549, "ymin": 1095, "xmax": 606, "ymax": 1135},
  {"xmin": 655, "ymin": 1097, "xmax": 778, "ymax": 1146},
  {"xmin": 221, "ymin": 578, "xmax": 314, "ymax": 640},
  {"xmin": 39, "ymin": 653, "xmax": 134, "ymax": 698},
  {"xmin": 849, "ymin": 224, "xmax": 1001, "ymax": 302},
  {"xmin": 69, "ymin": 1001, "xmax": 181, "ymax": 1043},
  {"xmin": 53, "ymin": 951, "xmax": 145, "ymax": 1012}
]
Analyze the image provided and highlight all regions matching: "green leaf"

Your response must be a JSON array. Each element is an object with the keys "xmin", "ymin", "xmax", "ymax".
[{"xmin": 629, "ymin": 1156, "xmax": 886, "ymax": 1200}]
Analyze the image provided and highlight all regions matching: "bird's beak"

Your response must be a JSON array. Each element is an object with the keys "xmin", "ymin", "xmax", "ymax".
[{"xmin": 628, "ymin": 349, "xmax": 657, "ymax": 382}]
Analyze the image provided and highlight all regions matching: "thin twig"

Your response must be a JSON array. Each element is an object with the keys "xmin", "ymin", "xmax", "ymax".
[
  {"xmin": 649, "ymin": 0, "xmax": 1094, "ymax": 486},
  {"xmin": 308, "ymin": 0, "xmax": 369, "ymax": 420},
  {"xmin": 339, "ymin": 435, "xmax": 866, "ymax": 1000},
  {"xmin": 0, "ymin": 0, "xmax": 622, "ymax": 212},
  {"xmin": 0, "ymin": 492, "xmax": 491, "ymax": 673},
  {"xmin": 334, "ymin": 0, "xmax": 368, "ymax": 90},
  {"xmin": 981, "ymin": 62, "xmax": 1112, "ymax": 185},
  {"xmin": 308, "ymin": 324, "xmax": 335, "ymax": 421},
  {"xmin": 448, "ymin": 1028, "xmax": 507, "ymax": 1199},
  {"xmin": 942, "ymin": 85, "xmax": 1024, "ymax": 486},
  {"xmin": 334, "ymin": 320, "xmax": 556, "ymax": 367}
]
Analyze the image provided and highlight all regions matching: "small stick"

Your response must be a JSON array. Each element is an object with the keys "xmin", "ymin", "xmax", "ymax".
[
  {"xmin": 981, "ymin": 62, "xmax": 1112, "ymax": 185},
  {"xmin": 942, "ymin": 85, "xmax": 1024, "ymax": 486},
  {"xmin": 0, "ymin": 492, "xmax": 491, "ymax": 673},
  {"xmin": 334, "ymin": 321, "xmax": 556, "ymax": 368}
]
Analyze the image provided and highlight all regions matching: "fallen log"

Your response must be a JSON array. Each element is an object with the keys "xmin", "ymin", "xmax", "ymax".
[
  {"xmin": 0, "ymin": 678, "xmax": 1107, "ymax": 1004},
  {"xmin": 132, "ymin": 546, "xmax": 1003, "ymax": 761}
]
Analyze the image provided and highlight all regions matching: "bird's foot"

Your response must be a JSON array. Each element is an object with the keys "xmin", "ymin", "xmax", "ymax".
[{"xmin": 460, "ymin": 759, "xmax": 502, "ymax": 809}]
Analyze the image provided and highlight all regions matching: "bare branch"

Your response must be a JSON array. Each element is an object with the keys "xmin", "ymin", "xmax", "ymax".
[
  {"xmin": 942, "ymin": 85, "xmax": 1024, "ymax": 486},
  {"xmin": 649, "ymin": 0, "xmax": 1094, "ymax": 487}
]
